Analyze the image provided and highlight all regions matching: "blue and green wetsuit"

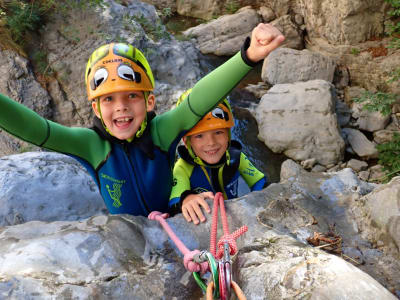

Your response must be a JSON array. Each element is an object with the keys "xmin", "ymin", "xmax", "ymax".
[
  {"xmin": 0, "ymin": 47, "xmax": 257, "ymax": 216},
  {"xmin": 169, "ymin": 140, "xmax": 266, "ymax": 211}
]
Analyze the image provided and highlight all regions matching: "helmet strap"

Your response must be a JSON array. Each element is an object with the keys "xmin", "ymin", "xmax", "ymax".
[
  {"xmin": 96, "ymin": 98, "xmax": 114, "ymax": 137},
  {"xmin": 135, "ymin": 91, "xmax": 149, "ymax": 138}
]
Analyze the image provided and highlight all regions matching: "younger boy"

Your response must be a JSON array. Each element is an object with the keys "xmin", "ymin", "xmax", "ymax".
[
  {"xmin": 169, "ymin": 93, "xmax": 266, "ymax": 224},
  {"xmin": 0, "ymin": 23, "xmax": 284, "ymax": 216}
]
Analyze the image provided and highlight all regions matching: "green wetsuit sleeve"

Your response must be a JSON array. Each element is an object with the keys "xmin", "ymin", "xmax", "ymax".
[
  {"xmin": 0, "ymin": 93, "xmax": 110, "ymax": 168},
  {"xmin": 238, "ymin": 152, "xmax": 265, "ymax": 188},
  {"xmin": 169, "ymin": 158, "xmax": 194, "ymax": 202},
  {"xmin": 151, "ymin": 51, "xmax": 253, "ymax": 151}
]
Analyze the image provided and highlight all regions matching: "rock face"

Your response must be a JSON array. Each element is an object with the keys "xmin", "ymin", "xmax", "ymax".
[
  {"xmin": 183, "ymin": 7, "xmax": 261, "ymax": 56},
  {"xmin": 0, "ymin": 152, "xmax": 106, "ymax": 227},
  {"xmin": 299, "ymin": 0, "xmax": 388, "ymax": 45},
  {"xmin": 253, "ymin": 80, "xmax": 345, "ymax": 166},
  {"xmin": 352, "ymin": 176, "xmax": 400, "ymax": 253},
  {"xmin": 0, "ymin": 157, "xmax": 398, "ymax": 299},
  {"xmin": 342, "ymin": 128, "xmax": 378, "ymax": 158},
  {"xmin": 0, "ymin": 51, "xmax": 52, "ymax": 119},
  {"xmin": 0, "ymin": 50, "xmax": 54, "ymax": 155},
  {"xmin": 262, "ymin": 47, "xmax": 336, "ymax": 85}
]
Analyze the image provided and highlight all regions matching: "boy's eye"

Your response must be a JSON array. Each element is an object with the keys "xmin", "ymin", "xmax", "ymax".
[
  {"xmin": 215, "ymin": 130, "xmax": 224, "ymax": 135},
  {"xmin": 193, "ymin": 134, "xmax": 203, "ymax": 139},
  {"xmin": 128, "ymin": 93, "xmax": 137, "ymax": 99},
  {"xmin": 102, "ymin": 96, "xmax": 112, "ymax": 102}
]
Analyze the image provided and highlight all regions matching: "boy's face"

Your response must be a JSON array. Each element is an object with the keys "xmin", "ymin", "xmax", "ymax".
[
  {"xmin": 188, "ymin": 128, "xmax": 229, "ymax": 164},
  {"xmin": 92, "ymin": 90, "xmax": 155, "ymax": 140}
]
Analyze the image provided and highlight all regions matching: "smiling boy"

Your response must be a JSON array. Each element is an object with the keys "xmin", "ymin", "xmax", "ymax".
[
  {"xmin": 169, "ymin": 97, "xmax": 266, "ymax": 224},
  {"xmin": 0, "ymin": 23, "xmax": 284, "ymax": 216}
]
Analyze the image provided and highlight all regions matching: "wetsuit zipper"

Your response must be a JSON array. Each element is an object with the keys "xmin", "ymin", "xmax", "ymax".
[{"xmin": 122, "ymin": 143, "xmax": 151, "ymax": 214}]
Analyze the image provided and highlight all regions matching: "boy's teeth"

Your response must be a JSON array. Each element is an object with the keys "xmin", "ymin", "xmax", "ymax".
[{"xmin": 117, "ymin": 118, "xmax": 131, "ymax": 122}]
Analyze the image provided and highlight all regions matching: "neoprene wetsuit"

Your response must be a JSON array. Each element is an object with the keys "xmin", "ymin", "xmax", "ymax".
[
  {"xmin": 0, "ymin": 43, "xmax": 257, "ymax": 216},
  {"xmin": 169, "ymin": 140, "xmax": 266, "ymax": 210}
]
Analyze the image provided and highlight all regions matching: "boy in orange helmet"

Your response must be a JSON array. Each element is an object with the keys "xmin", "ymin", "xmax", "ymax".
[{"xmin": 169, "ymin": 93, "xmax": 266, "ymax": 224}]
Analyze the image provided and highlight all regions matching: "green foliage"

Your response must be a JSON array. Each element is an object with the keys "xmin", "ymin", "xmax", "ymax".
[
  {"xmin": 361, "ymin": 1, "xmax": 400, "ymax": 181},
  {"xmin": 1, "ymin": 0, "xmax": 108, "ymax": 45},
  {"xmin": 31, "ymin": 49, "xmax": 53, "ymax": 76},
  {"xmin": 224, "ymin": 0, "xmax": 240, "ymax": 14},
  {"xmin": 350, "ymin": 48, "xmax": 360, "ymax": 55},
  {"xmin": 376, "ymin": 133, "xmax": 400, "ymax": 181},
  {"xmin": 385, "ymin": 0, "xmax": 400, "ymax": 49},
  {"xmin": 160, "ymin": 7, "xmax": 173, "ymax": 19},
  {"xmin": 353, "ymin": 90, "xmax": 397, "ymax": 116},
  {"xmin": 59, "ymin": 25, "xmax": 81, "ymax": 44},
  {"xmin": 125, "ymin": 13, "xmax": 171, "ymax": 42},
  {"xmin": 6, "ymin": 1, "xmax": 45, "ymax": 43},
  {"xmin": 388, "ymin": 68, "xmax": 400, "ymax": 83}
]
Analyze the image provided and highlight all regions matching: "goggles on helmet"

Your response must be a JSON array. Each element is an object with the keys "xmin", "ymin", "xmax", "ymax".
[{"xmin": 85, "ymin": 43, "xmax": 155, "ymax": 101}]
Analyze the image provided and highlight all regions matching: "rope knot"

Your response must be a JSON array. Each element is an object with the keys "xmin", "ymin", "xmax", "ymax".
[
  {"xmin": 183, "ymin": 250, "xmax": 209, "ymax": 274},
  {"xmin": 148, "ymin": 211, "xmax": 169, "ymax": 220},
  {"xmin": 216, "ymin": 226, "xmax": 248, "ymax": 259}
]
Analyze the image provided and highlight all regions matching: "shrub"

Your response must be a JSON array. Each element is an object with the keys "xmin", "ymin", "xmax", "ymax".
[{"xmin": 353, "ymin": 90, "xmax": 397, "ymax": 116}]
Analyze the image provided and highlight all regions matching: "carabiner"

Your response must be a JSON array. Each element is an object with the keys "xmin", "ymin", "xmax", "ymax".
[
  {"xmin": 192, "ymin": 252, "xmax": 219, "ymax": 298},
  {"xmin": 223, "ymin": 242, "xmax": 232, "ymax": 298},
  {"xmin": 219, "ymin": 261, "xmax": 227, "ymax": 300}
]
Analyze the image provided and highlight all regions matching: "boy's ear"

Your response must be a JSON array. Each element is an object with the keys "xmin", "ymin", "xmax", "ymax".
[
  {"xmin": 146, "ymin": 93, "xmax": 156, "ymax": 112},
  {"xmin": 182, "ymin": 136, "xmax": 188, "ymax": 146},
  {"xmin": 91, "ymin": 101, "xmax": 101, "ymax": 118}
]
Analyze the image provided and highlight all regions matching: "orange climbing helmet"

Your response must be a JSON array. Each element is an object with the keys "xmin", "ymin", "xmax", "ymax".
[
  {"xmin": 176, "ymin": 89, "xmax": 234, "ymax": 137},
  {"xmin": 85, "ymin": 43, "xmax": 155, "ymax": 101}
]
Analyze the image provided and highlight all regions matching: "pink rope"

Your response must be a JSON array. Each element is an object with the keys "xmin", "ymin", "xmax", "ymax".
[
  {"xmin": 209, "ymin": 192, "xmax": 248, "ymax": 259},
  {"xmin": 148, "ymin": 211, "xmax": 208, "ymax": 274}
]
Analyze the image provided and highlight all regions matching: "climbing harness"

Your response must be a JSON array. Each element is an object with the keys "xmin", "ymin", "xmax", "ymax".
[{"xmin": 148, "ymin": 192, "xmax": 248, "ymax": 299}]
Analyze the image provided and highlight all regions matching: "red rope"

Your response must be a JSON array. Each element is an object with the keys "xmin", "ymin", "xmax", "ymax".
[{"xmin": 209, "ymin": 192, "xmax": 248, "ymax": 259}]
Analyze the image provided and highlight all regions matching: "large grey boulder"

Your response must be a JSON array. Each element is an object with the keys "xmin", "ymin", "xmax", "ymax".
[
  {"xmin": 262, "ymin": 47, "xmax": 336, "ymax": 85},
  {"xmin": 253, "ymin": 80, "xmax": 345, "ymax": 166},
  {"xmin": 0, "ymin": 152, "xmax": 106, "ymax": 227},
  {"xmin": 0, "ymin": 193, "xmax": 396, "ymax": 299},
  {"xmin": 183, "ymin": 7, "xmax": 261, "ymax": 56}
]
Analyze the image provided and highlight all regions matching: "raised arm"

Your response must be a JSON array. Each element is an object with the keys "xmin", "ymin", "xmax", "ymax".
[
  {"xmin": 151, "ymin": 23, "xmax": 285, "ymax": 151},
  {"xmin": 0, "ymin": 93, "xmax": 109, "ymax": 168}
]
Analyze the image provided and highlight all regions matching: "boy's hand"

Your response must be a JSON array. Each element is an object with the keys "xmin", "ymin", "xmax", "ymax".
[
  {"xmin": 246, "ymin": 23, "xmax": 285, "ymax": 63},
  {"xmin": 182, "ymin": 192, "xmax": 214, "ymax": 225}
]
